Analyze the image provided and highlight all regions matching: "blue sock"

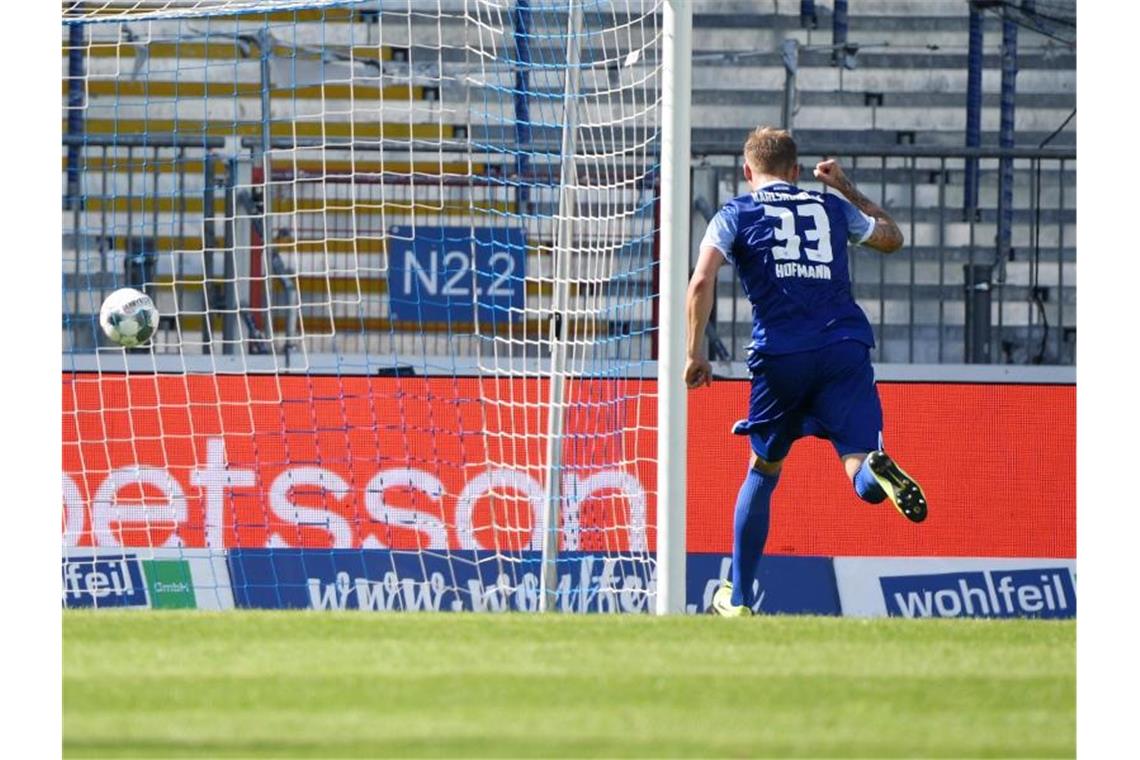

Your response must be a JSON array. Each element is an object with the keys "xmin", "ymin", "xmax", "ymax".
[
  {"xmin": 730, "ymin": 468, "xmax": 779, "ymax": 608},
  {"xmin": 853, "ymin": 456, "xmax": 887, "ymax": 503}
]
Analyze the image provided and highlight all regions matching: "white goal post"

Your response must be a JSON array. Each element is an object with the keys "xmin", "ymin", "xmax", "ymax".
[{"xmin": 656, "ymin": 0, "xmax": 691, "ymax": 615}]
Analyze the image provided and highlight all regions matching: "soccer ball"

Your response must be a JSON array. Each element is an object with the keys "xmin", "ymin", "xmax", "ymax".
[{"xmin": 99, "ymin": 288, "xmax": 160, "ymax": 347}]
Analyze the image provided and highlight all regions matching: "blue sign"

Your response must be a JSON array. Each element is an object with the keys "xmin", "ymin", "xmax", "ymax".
[
  {"xmin": 687, "ymin": 554, "xmax": 841, "ymax": 615},
  {"xmin": 880, "ymin": 567, "xmax": 1075, "ymax": 619},
  {"xmin": 228, "ymin": 549, "xmax": 840, "ymax": 615},
  {"xmin": 62, "ymin": 555, "xmax": 148, "ymax": 608},
  {"xmin": 387, "ymin": 226, "xmax": 526, "ymax": 324}
]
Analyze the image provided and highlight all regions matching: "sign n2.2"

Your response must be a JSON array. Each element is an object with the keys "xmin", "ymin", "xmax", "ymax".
[{"xmin": 387, "ymin": 226, "xmax": 525, "ymax": 323}]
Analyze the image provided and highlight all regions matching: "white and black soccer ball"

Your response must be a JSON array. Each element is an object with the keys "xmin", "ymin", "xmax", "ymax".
[{"xmin": 99, "ymin": 288, "xmax": 159, "ymax": 348}]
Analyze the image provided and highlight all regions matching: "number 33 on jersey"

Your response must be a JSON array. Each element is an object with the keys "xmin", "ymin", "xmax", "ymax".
[{"xmin": 699, "ymin": 180, "xmax": 880, "ymax": 355}]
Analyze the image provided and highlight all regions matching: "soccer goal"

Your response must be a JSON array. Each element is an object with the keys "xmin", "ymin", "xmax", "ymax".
[{"xmin": 62, "ymin": 0, "xmax": 691, "ymax": 613}]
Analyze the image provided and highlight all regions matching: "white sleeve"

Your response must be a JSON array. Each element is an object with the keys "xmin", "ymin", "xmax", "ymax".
[
  {"xmin": 836, "ymin": 196, "xmax": 876, "ymax": 244},
  {"xmin": 699, "ymin": 205, "xmax": 739, "ymax": 264}
]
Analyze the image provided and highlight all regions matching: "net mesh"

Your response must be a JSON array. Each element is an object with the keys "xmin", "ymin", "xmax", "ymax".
[{"xmin": 62, "ymin": 0, "xmax": 664, "ymax": 612}]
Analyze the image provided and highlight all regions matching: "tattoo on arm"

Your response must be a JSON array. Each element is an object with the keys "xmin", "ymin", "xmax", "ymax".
[{"xmin": 832, "ymin": 175, "xmax": 904, "ymax": 253}]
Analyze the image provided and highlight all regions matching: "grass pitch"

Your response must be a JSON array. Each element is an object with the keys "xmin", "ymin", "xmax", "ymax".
[{"xmin": 64, "ymin": 612, "xmax": 1074, "ymax": 758}]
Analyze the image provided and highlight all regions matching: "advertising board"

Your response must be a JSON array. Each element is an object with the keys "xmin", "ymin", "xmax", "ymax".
[
  {"xmin": 63, "ymin": 375, "xmax": 1075, "ymax": 561},
  {"xmin": 683, "ymin": 381, "xmax": 1075, "ymax": 559},
  {"xmin": 64, "ymin": 375, "xmax": 655, "ymax": 553},
  {"xmin": 62, "ymin": 548, "xmax": 234, "ymax": 610},
  {"xmin": 834, "ymin": 557, "xmax": 1076, "ymax": 619},
  {"xmin": 229, "ymin": 549, "xmax": 840, "ymax": 615}
]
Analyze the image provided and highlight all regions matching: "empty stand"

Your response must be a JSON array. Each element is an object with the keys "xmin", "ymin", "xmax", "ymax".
[{"xmin": 62, "ymin": 0, "xmax": 1076, "ymax": 365}]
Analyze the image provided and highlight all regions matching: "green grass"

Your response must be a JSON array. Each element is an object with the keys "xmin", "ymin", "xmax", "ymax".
[{"xmin": 64, "ymin": 612, "xmax": 1074, "ymax": 758}]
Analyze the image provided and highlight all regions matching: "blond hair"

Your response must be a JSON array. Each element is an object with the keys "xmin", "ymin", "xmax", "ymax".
[{"xmin": 743, "ymin": 126, "xmax": 798, "ymax": 177}]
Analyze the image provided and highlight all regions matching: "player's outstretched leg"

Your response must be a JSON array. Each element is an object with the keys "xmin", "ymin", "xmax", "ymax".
[
  {"xmin": 712, "ymin": 455, "xmax": 780, "ymax": 617},
  {"xmin": 854, "ymin": 451, "xmax": 928, "ymax": 523}
]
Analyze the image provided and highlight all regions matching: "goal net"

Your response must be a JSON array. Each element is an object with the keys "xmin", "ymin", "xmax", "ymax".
[{"xmin": 62, "ymin": 0, "xmax": 687, "ymax": 612}]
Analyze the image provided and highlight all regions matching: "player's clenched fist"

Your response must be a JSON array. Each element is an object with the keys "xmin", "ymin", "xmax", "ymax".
[
  {"xmin": 684, "ymin": 357, "xmax": 713, "ymax": 388},
  {"xmin": 813, "ymin": 159, "xmax": 848, "ymax": 189}
]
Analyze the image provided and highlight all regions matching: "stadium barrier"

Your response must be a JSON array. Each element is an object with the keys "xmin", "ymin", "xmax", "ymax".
[
  {"xmin": 690, "ymin": 145, "xmax": 1077, "ymax": 366},
  {"xmin": 61, "ymin": 547, "xmax": 1075, "ymax": 618},
  {"xmin": 63, "ymin": 375, "xmax": 1074, "ymax": 617}
]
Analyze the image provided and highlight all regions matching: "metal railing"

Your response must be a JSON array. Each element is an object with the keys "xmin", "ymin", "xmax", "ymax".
[
  {"xmin": 64, "ymin": 138, "xmax": 1076, "ymax": 366},
  {"xmin": 62, "ymin": 135, "xmax": 660, "ymax": 361},
  {"xmin": 62, "ymin": 134, "xmax": 301, "ymax": 357},
  {"xmin": 690, "ymin": 144, "xmax": 1076, "ymax": 366}
]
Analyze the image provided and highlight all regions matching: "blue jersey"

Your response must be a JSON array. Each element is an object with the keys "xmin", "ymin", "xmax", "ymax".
[{"xmin": 700, "ymin": 181, "xmax": 877, "ymax": 355}]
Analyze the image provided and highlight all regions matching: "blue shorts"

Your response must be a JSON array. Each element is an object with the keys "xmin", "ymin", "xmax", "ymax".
[{"xmin": 732, "ymin": 340, "xmax": 883, "ymax": 461}]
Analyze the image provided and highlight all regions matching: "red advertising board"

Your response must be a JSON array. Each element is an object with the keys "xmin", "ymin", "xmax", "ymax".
[
  {"xmin": 686, "ymin": 381, "xmax": 1075, "ymax": 558},
  {"xmin": 62, "ymin": 374, "xmax": 1074, "ymax": 558}
]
